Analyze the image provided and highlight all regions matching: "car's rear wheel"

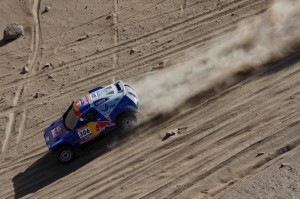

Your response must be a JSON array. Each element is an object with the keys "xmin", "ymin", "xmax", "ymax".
[
  {"xmin": 117, "ymin": 112, "xmax": 137, "ymax": 131},
  {"xmin": 56, "ymin": 146, "xmax": 75, "ymax": 164}
]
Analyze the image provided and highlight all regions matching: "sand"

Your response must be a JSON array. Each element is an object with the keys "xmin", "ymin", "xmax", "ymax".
[{"xmin": 0, "ymin": 0, "xmax": 299, "ymax": 198}]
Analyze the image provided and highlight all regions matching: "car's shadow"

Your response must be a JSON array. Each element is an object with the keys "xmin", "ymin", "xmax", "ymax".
[
  {"xmin": 12, "ymin": 130, "xmax": 128, "ymax": 199},
  {"xmin": 11, "ymin": 100, "xmax": 169, "ymax": 199},
  {"xmin": 12, "ymin": 114, "xmax": 165, "ymax": 199}
]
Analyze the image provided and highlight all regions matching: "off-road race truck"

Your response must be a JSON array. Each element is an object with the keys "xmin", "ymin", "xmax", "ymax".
[{"xmin": 43, "ymin": 80, "xmax": 139, "ymax": 164}]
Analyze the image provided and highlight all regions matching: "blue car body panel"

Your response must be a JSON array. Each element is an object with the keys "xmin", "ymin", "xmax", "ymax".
[{"xmin": 43, "ymin": 81, "xmax": 139, "ymax": 153}]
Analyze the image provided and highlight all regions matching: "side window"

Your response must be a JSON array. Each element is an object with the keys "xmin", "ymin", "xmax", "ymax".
[
  {"xmin": 85, "ymin": 109, "xmax": 100, "ymax": 121},
  {"xmin": 77, "ymin": 109, "xmax": 100, "ymax": 127}
]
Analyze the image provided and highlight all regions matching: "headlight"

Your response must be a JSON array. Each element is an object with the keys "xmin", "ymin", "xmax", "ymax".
[{"xmin": 133, "ymin": 97, "xmax": 139, "ymax": 105}]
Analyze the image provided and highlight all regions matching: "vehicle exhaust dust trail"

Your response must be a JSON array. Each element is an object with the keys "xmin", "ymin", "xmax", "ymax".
[{"xmin": 135, "ymin": 0, "xmax": 300, "ymax": 116}]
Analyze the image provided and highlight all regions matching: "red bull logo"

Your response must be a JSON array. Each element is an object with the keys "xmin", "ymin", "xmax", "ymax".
[{"xmin": 95, "ymin": 121, "xmax": 114, "ymax": 132}]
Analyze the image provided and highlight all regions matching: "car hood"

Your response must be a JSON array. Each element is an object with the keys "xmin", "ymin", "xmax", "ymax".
[{"xmin": 44, "ymin": 117, "xmax": 68, "ymax": 147}]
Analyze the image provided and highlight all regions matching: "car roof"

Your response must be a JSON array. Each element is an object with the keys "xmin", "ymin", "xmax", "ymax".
[{"xmin": 73, "ymin": 81, "xmax": 125, "ymax": 116}]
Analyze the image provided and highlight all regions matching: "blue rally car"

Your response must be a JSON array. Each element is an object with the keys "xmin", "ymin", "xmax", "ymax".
[{"xmin": 43, "ymin": 80, "xmax": 139, "ymax": 163}]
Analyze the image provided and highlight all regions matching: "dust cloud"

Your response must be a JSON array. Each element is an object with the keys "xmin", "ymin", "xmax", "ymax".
[{"xmin": 135, "ymin": 0, "xmax": 300, "ymax": 115}]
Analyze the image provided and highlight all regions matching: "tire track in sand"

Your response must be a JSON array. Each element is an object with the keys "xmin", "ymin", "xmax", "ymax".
[
  {"xmin": 0, "ymin": 0, "xmax": 258, "ymax": 92},
  {"xmin": 180, "ymin": 0, "xmax": 187, "ymax": 17},
  {"xmin": 112, "ymin": 0, "xmax": 119, "ymax": 71},
  {"xmin": 1, "ymin": 0, "xmax": 41, "ymax": 155},
  {"xmin": 53, "ymin": 0, "xmax": 79, "ymax": 55},
  {"xmin": 1, "ymin": 87, "xmax": 21, "ymax": 154}
]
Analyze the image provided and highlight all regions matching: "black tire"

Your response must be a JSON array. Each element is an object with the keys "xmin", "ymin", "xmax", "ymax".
[
  {"xmin": 56, "ymin": 146, "xmax": 75, "ymax": 164},
  {"xmin": 116, "ymin": 112, "xmax": 137, "ymax": 131}
]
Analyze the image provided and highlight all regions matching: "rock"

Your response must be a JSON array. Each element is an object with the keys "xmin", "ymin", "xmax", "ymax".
[
  {"xmin": 3, "ymin": 23, "xmax": 24, "ymax": 41},
  {"xmin": 43, "ymin": 63, "xmax": 51, "ymax": 69},
  {"xmin": 42, "ymin": 5, "xmax": 51, "ymax": 14},
  {"xmin": 106, "ymin": 15, "xmax": 112, "ymax": 20},
  {"xmin": 21, "ymin": 66, "xmax": 29, "ymax": 74},
  {"xmin": 48, "ymin": 74, "xmax": 53, "ymax": 79},
  {"xmin": 162, "ymin": 132, "xmax": 176, "ymax": 141},
  {"xmin": 129, "ymin": 48, "xmax": 142, "ymax": 55},
  {"xmin": 34, "ymin": 93, "xmax": 39, "ymax": 98},
  {"xmin": 161, "ymin": 128, "xmax": 183, "ymax": 141},
  {"xmin": 129, "ymin": 48, "xmax": 136, "ymax": 55},
  {"xmin": 279, "ymin": 163, "xmax": 288, "ymax": 169},
  {"xmin": 77, "ymin": 34, "xmax": 89, "ymax": 42},
  {"xmin": 161, "ymin": 127, "xmax": 187, "ymax": 141},
  {"xmin": 45, "ymin": 6, "xmax": 51, "ymax": 12},
  {"xmin": 256, "ymin": 152, "xmax": 265, "ymax": 157}
]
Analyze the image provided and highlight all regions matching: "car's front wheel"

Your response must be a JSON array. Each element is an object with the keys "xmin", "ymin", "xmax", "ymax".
[
  {"xmin": 56, "ymin": 146, "xmax": 75, "ymax": 164},
  {"xmin": 117, "ymin": 112, "xmax": 137, "ymax": 131}
]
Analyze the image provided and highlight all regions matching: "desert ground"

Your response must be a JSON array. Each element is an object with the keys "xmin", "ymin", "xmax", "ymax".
[{"xmin": 0, "ymin": 0, "xmax": 300, "ymax": 198}]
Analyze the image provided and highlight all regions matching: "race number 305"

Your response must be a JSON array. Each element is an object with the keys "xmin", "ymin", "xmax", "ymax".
[{"xmin": 77, "ymin": 127, "xmax": 92, "ymax": 139}]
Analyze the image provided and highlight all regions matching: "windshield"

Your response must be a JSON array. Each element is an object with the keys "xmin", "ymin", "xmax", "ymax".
[{"xmin": 63, "ymin": 102, "xmax": 78, "ymax": 131}]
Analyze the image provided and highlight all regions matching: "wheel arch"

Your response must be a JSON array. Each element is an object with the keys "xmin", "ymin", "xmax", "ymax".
[
  {"xmin": 116, "ymin": 109, "xmax": 135, "ymax": 120},
  {"xmin": 51, "ymin": 140, "xmax": 74, "ymax": 153}
]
